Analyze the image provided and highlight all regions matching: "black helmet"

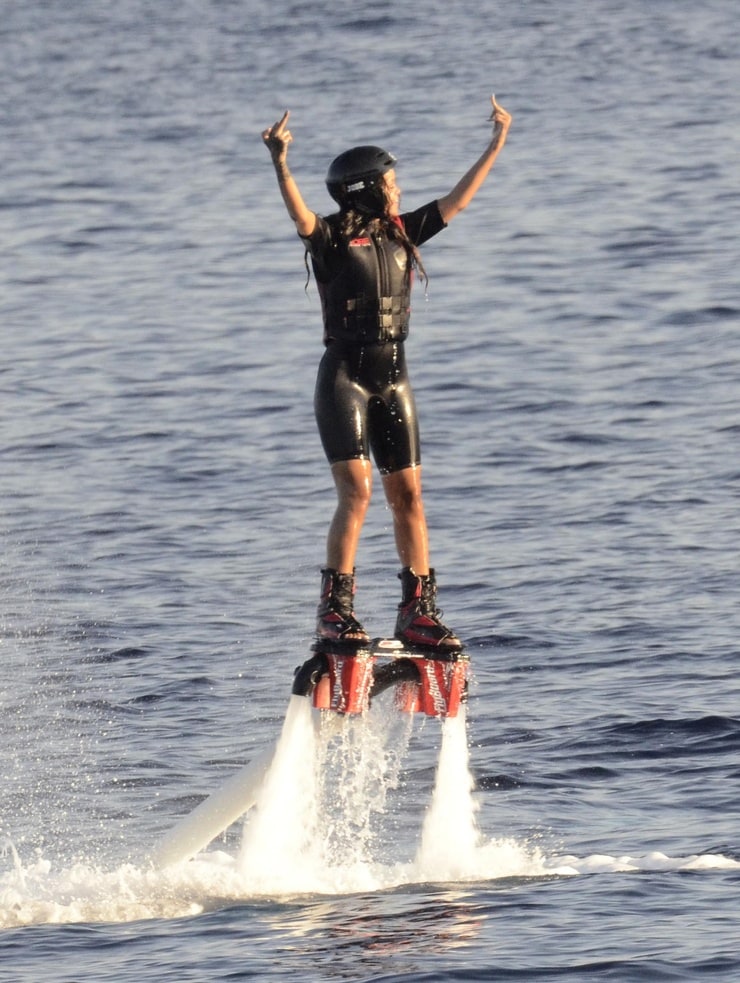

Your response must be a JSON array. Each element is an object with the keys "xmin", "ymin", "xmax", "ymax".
[{"xmin": 326, "ymin": 145, "xmax": 397, "ymax": 213}]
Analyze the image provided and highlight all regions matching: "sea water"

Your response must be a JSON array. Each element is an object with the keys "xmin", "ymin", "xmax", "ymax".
[{"xmin": 2, "ymin": 0, "xmax": 740, "ymax": 979}]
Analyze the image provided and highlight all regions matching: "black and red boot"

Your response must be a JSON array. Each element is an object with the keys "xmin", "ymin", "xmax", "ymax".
[
  {"xmin": 395, "ymin": 567, "xmax": 462, "ymax": 652},
  {"xmin": 316, "ymin": 568, "xmax": 370, "ymax": 646}
]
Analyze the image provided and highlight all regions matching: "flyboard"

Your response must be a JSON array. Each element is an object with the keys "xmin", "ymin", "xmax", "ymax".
[
  {"xmin": 293, "ymin": 637, "xmax": 468, "ymax": 717},
  {"xmin": 149, "ymin": 638, "xmax": 469, "ymax": 868}
]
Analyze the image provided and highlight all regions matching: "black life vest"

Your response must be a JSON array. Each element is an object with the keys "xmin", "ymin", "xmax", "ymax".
[{"xmin": 317, "ymin": 218, "xmax": 412, "ymax": 346}]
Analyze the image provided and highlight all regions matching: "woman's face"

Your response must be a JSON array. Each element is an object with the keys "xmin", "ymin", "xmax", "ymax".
[{"xmin": 383, "ymin": 169, "xmax": 401, "ymax": 216}]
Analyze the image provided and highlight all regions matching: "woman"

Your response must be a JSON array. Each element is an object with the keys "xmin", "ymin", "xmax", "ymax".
[{"xmin": 262, "ymin": 95, "xmax": 511, "ymax": 652}]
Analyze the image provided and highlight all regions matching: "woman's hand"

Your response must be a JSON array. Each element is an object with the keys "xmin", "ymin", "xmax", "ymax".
[
  {"xmin": 436, "ymin": 94, "xmax": 513, "ymax": 224},
  {"xmin": 262, "ymin": 109, "xmax": 293, "ymax": 164},
  {"xmin": 262, "ymin": 109, "xmax": 316, "ymax": 237},
  {"xmin": 488, "ymin": 95, "xmax": 512, "ymax": 142}
]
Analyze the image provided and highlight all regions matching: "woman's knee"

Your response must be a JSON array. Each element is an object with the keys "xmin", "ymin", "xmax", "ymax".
[
  {"xmin": 383, "ymin": 469, "xmax": 425, "ymax": 516},
  {"xmin": 333, "ymin": 460, "xmax": 373, "ymax": 511},
  {"xmin": 392, "ymin": 488, "xmax": 425, "ymax": 517}
]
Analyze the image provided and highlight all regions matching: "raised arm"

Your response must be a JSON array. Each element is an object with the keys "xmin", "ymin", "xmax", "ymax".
[
  {"xmin": 262, "ymin": 110, "xmax": 316, "ymax": 238},
  {"xmin": 437, "ymin": 96, "xmax": 512, "ymax": 225}
]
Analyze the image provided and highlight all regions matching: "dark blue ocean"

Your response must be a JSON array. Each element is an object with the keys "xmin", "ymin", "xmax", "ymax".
[{"xmin": 2, "ymin": 0, "xmax": 740, "ymax": 979}]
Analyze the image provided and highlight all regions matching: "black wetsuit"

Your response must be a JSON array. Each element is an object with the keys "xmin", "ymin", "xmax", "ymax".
[{"xmin": 304, "ymin": 200, "xmax": 447, "ymax": 475}]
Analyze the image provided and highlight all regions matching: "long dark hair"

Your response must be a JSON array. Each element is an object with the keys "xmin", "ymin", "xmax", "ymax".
[
  {"xmin": 338, "ymin": 209, "xmax": 429, "ymax": 289},
  {"xmin": 338, "ymin": 178, "xmax": 428, "ymax": 287}
]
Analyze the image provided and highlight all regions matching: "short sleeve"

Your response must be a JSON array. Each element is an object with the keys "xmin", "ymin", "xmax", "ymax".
[
  {"xmin": 400, "ymin": 200, "xmax": 447, "ymax": 247},
  {"xmin": 300, "ymin": 214, "xmax": 335, "ymax": 281}
]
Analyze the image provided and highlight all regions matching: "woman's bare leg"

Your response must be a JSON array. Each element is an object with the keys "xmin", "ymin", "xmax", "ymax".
[
  {"xmin": 382, "ymin": 465, "xmax": 460, "ymax": 649},
  {"xmin": 326, "ymin": 458, "xmax": 373, "ymax": 571},
  {"xmin": 381, "ymin": 465, "xmax": 429, "ymax": 574},
  {"xmin": 316, "ymin": 458, "xmax": 373, "ymax": 644}
]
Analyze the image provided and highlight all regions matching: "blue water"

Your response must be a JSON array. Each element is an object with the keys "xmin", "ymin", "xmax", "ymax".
[{"xmin": 3, "ymin": 0, "xmax": 740, "ymax": 978}]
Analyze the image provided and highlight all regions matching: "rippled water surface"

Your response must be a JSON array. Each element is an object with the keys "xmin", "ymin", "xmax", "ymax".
[{"xmin": 2, "ymin": 0, "xmax": 740, "ymax": 980}]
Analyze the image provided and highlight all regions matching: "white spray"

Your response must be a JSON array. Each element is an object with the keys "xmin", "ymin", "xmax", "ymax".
[
  {"xmin": 237, "ymin": 691, "xmax": 481, "ymax": 892},
  {"xmin": 414, "ymin": 705, "xmax": 482, "ymax": 879},
  {"xmin": 238, "ymin": 695, "xmax": 322, "ymax": 892}
]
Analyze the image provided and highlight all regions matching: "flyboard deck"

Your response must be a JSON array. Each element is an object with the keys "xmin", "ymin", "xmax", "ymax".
[
  {"xmin": 292, "ymin": 637, "xmax": 469, "ymax": 718},
  {"xmin": 149, "ymin": 638, "xmax": 469, "ymax": 867}
]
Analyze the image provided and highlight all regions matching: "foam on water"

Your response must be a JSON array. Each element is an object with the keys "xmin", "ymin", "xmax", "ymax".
[
  {"xmin": 2, "ymin": 696, "xmax": 739, "ymax": 929},
  {"xmin": 3, "ymin": 843, "xmax": 737, "ymax": 930}
]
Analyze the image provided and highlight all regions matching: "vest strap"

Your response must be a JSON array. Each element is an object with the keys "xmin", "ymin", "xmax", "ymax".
[{"xmin": 342, "ymin": 295, "xmax": 410, "ymax": 343}]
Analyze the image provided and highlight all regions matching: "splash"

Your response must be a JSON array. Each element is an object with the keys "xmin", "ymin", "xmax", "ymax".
[
  {"xmin": 238, "ymin": 695, "xmax": 322, "ymax": 892},
  {"xmin": 238, "ymin": 692, "xmax": 417, "ymax": 893},
  {"xmin": 2, "ymin": 694, "xmax": 740, "ymax": 929},
  {"xmin": 413, "ymin": 706, "xmax": 482, "ymax": 879}
]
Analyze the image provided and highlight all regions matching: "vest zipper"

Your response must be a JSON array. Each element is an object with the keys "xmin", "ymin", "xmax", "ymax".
[{"xmin": 372, "ymin": 230, "xmax": 389, "ymax": 302}]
